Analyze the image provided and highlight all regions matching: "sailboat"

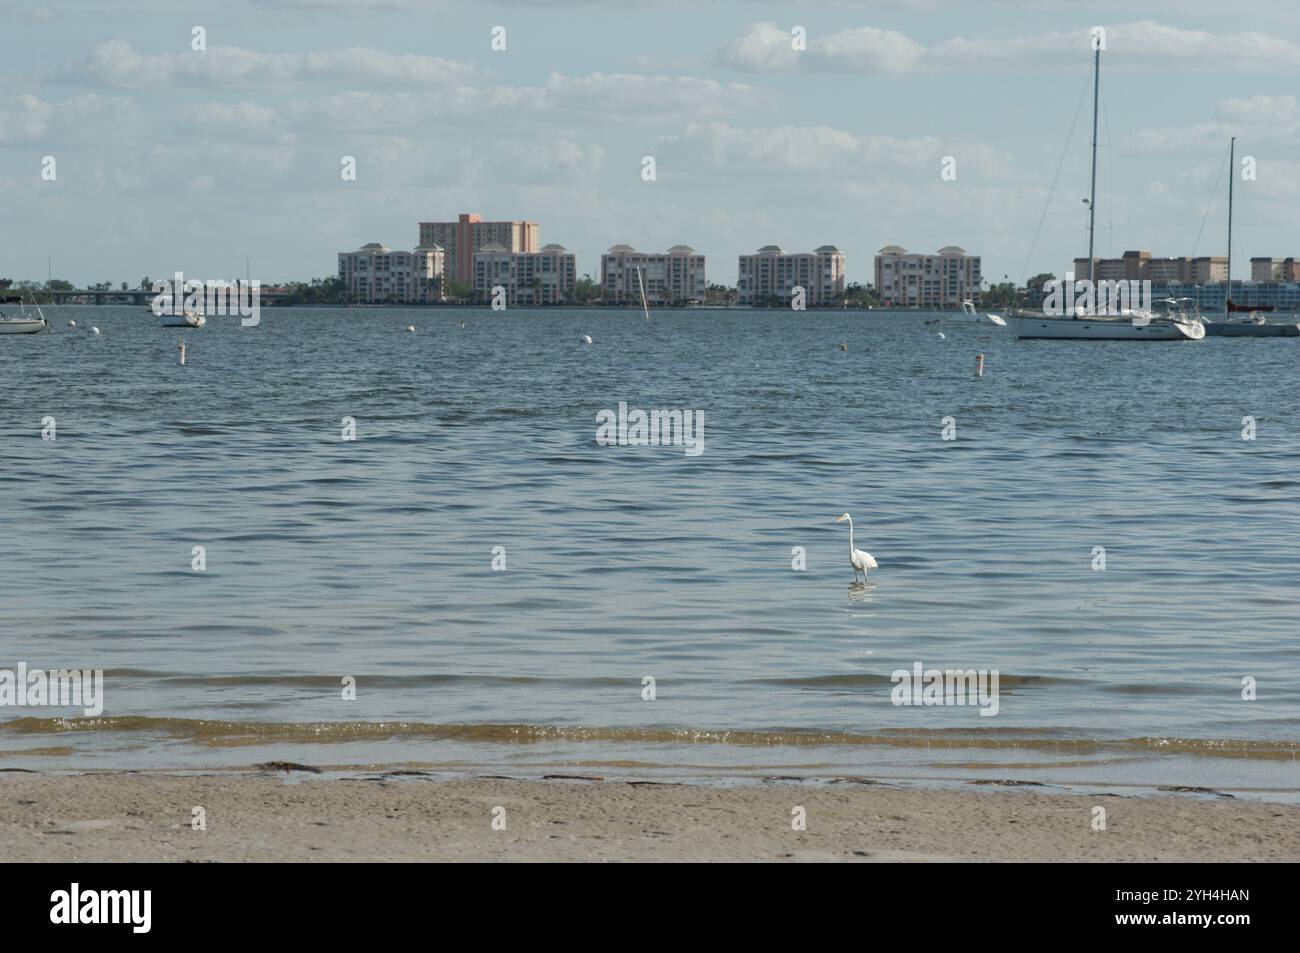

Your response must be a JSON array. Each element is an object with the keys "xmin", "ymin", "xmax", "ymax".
[
  {"xmin": 0, "ymin": 293, "xmax": 49, "ymax": 334},
  {"xmin": 1006, "ymin": 46, "xmax": 1204, "ymax": 341},
  {"xmin": 1201, "ymin": 137, "xmax": 1300, "ymax": 338}
]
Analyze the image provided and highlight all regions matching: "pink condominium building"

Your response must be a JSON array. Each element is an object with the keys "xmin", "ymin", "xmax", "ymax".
[
  {"xmin": 737, "ymin": 245, "xmax": 845, "ymax": 307},
  {"xmin": 418, "ymin": 213, "xmax": 540, "ymax": 285},
  {"xmin": 875, "ymin": 245, "xmax": 982, "ymax": 307}
]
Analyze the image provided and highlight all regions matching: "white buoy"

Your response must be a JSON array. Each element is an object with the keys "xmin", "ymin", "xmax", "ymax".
[
  {"xmin": 406, "ymin": 325, "xmax": 415, "ymax": 333},
  {"xmin": 91, "ymin": 327, "xmax": 101, "ymax": 335},
  {"xmin": 68, "ymin": 320, "xmax": 76, "ymax": 327},
  {"xmin": 179, "ymin": 341, "xmax": 187, "ymax": 365},
  {"xmin": 937, "ymin": 332, "xmax": 946, "ymax": 341},
  {"xmin": 974, "ymin": 353, "xmax": 985, "ymax": 377},
  {"xmin": 581, "ymin": 334, "xmax": 593, "ymax": 344}
]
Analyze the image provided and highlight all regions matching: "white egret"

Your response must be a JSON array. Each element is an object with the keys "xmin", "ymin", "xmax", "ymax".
[
  {"xmin": 937, "ymin": 332, "xmax": 946, "ymax": 341},
  {"xmin": 835, "ymin": 513, "xmax": 878, "ymax": 581}
]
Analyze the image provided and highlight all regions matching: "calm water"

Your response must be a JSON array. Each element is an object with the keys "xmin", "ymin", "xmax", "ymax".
[{"xmin": 1, "ymin": 306, "xmax": 1297, "ymax": 798}]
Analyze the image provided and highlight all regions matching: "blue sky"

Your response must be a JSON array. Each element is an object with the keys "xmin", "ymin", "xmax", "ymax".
[{"xmin": 3, "ymin": 0, "xmax": 1299, "ymax": 287}]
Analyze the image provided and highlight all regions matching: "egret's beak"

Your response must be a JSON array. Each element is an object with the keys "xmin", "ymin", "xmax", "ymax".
[{"xmin": 835, "ymin": 514, "xmax": 848, "ymax": 523}]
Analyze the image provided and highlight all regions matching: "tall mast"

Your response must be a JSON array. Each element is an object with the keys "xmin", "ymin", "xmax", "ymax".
[
  {"xmin": 1086, "ymin": 45, "xmax": 1100, "ymax": 297},
  {"xmin": 1226, "ymin": 137, "xmax": 1235, "ymax": 312}
]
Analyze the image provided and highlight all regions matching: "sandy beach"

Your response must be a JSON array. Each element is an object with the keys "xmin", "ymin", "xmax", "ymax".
[{"xmin": 2, "ymin": 770, "xmax": 1295, "ymax": 862}]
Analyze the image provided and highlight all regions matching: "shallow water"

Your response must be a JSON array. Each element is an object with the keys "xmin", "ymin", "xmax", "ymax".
[{"xmin": 1, "ymin": 305, "xmax": 1297, "ymax": 799}]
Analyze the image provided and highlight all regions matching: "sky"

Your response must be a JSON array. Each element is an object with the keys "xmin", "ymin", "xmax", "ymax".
[{"xmin": 3, "ymin": 0, "xmax": 1300, "ymax": 288}]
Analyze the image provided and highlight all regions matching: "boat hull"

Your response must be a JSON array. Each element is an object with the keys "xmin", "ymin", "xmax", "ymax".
[
  {"xmin": 0, "ymin": 318, "xmax": 47, "ymax": 334},
  {"xmin": 1204, "ymin": 322, "xmax": 1300, "ymax": 337},
  {"xmin": 1007, "ymin": 314, "xmax": 1204, "ymax": 340},
  {"xmin": 160, "ymin": 314, "xmax": 206, "ymax": 328}
]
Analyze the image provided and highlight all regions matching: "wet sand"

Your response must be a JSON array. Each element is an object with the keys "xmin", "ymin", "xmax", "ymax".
[{"xmin": 2, "ymin": 771, "xmax": 1296, "ymax": 862}]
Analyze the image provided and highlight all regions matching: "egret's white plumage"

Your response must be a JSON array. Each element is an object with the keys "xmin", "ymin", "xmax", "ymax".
[{"xmin": 835, "ymin": 512, "xmax": 877, "ymax": 580}]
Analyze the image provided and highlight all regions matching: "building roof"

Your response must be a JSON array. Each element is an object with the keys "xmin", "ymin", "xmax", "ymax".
[
  {"xmin": 878, "ymin": 245, "xmax": 908, "ymax": 254},
  {"xmin": 607, "ymin": 244, "xmax": 637, "ymax": 253},
  {"xmin": 541, "ymin": 243, "xmax": 568, "ymax": 252},
  {"xmin": 937, "ymin": 245, "xmax": 967, "ymax": 255},
  {"xmin": 667, "ymin": 244, "xmax": 695, "ymax": 254},
  {"xmin": 756, "ymin": 244, "xmax": 783, "ymax": 254},
  {"xmin": 814, "ymin": 244, "xmax": 841, "ymax": 254},
  {"xmin": 359, "ymin": 242, "xmax": 388, "ymax": 251}
]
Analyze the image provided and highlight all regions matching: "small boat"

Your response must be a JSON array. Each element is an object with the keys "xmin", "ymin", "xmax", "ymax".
[
  {"xmin": 0, "ymin": 315, "xmax": 48, "ymax": 334},
  {"xmin": 950, "ymin": 300, "xmax": 1008, "ymax": 326},
  {"xmin": 160, "ymin": 310, "xmax": 205, "ymax": 328},
  {"xmin": 1201, "ymin": 313, "xmax": 1299, "ymax": 337},
  {"xmin": 0, "ymin": 295, "xmax": 49, "ymax": 334}
]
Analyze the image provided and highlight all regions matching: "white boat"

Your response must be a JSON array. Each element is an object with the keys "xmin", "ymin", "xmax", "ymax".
[
  {"xmin": 0, "ymin": 316, "xmax": 48, "ymax": 334},
  {"xmin": 160, "ymin": 310, "xmax": 206, "ymax": 328},
  {"xmin": 951, "ymin": 300, "xmax": 1008, "ymax": 326},
  {"xmin": 1006, "ymin": 312, "xmax": 1204, "ymax": 340},
  {"xmin": 1011, "ymin": 47, "xmax": 1203, "ymax": 342},
  {"xmin": 0, "ymin": 296, "xmax": 49, "ymax": 334}
]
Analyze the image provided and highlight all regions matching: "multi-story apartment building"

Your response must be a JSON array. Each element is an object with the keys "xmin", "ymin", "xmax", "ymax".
[
  {"xmin": 472, "ymin": 243, "xmax": 577, "ymax": 306},
  {"xmin": 1074, "ymin": 251, "xmax": 1227, "ymax": 284},
  {"xmin": 875, "ymin": 245, "xmax": 981, "ymax": 307},
  {"xmin": 737, "ymin": 245, "xmax": 846, "ymax": 307},
  {"xmin": 417, "ymin": 213, "xmax": 540, "ymax": 285},
  {"xmin": 1149, "ymin": 280, "xmax": 1300, "ymax": 313},
  {"xmin": 338, "ymin": 242, "xmax": 445, "ymax": 304},
  {"xmin": 600, "ymin": 244, "xmax": 706, "ymax": 305},
  {"xmin": 1250, "ymin": 257, "xmax": 1300, "ymax": 282}
]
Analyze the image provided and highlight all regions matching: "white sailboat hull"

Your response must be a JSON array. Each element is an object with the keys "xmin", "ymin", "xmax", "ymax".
[
  {"xmin": 0, "ymin": 317, "xmax": 47, "ymax": 334},
  {"xmin": 160, "ymin": 313, "xmax": 206, "ymax": 328},
  {"xmin": 1007, "ymin": 314, "xmax": 1204, "ymax": 341}
]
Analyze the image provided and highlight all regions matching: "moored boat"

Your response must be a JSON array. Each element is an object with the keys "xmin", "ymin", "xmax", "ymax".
[
  {"xmin": 1006, "ymin": 312, "xmax": 1205, "ymax": 340},
  {"xmin": 160, "ymin": 310, "xmax": 206, "ymax": 328},
  {"xmin": 0, "ymin": 294, "xmax": 49, "ymax": 334}
]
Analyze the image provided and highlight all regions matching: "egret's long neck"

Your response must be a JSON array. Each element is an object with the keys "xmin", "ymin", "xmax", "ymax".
[{"xmin": 847, "ymin": 517, "xmax": 855, "ymax": 553}]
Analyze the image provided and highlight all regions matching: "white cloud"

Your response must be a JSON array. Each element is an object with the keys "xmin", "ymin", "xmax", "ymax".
[
  {"xmin": 290, "ymin": 72, "xmax": 749, "ymax": 130},
  {"xmin": 54, "ymin": 41, "xmax": 484, "ymax": 89},
  {"xmin": 0, "ymin": 93, "xmax": 139, "ymax": 145},
  {"xmin": 719, "ymin": 20, "xmax": 1300, "ymax": 74},
  {"xmin": 665, "ymin": 121, "xmax": 1010, "ymax": 177}
]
